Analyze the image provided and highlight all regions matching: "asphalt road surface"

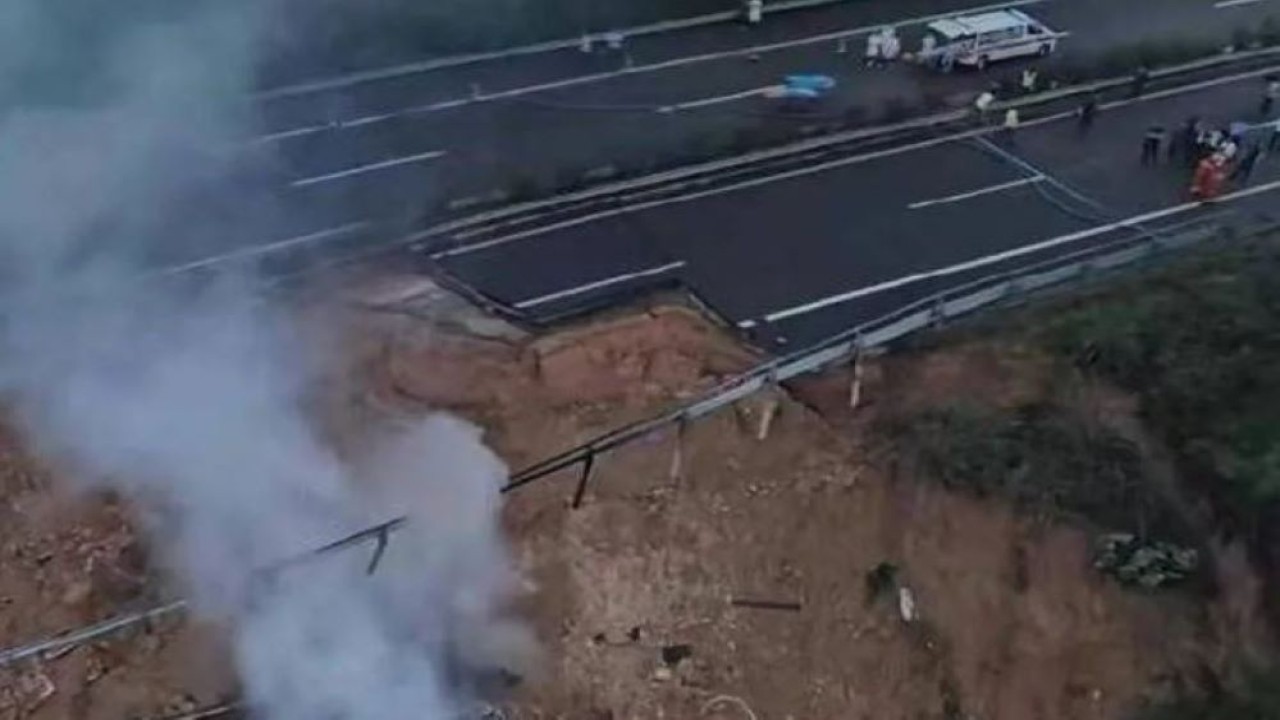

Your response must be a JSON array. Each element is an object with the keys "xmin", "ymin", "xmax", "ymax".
[
  {"xmin": 253, "ymin": 0, "xmax": 1280, "ymax": 204},
  {"xmin": 433, "ymin": 69, "xmax": 1280, "ymax": 348}
]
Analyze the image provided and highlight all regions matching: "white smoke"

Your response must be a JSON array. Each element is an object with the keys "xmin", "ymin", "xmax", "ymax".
[{"xmin": 0, "ymin": 1, "xmax": 527, "ymax": 718}]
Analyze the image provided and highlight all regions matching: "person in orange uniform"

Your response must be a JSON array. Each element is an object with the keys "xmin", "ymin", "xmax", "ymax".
[{"xmin": 1190, "ymin": 154, "xmax": 1227, "ymax": 201}]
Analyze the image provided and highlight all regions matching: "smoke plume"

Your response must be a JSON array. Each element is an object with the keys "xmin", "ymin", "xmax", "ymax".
[{"xmin": 0, "ymin": 1, "xmax": 527, "ymax": 717}]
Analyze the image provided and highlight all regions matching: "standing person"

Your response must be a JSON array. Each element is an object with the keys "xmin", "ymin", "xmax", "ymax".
[
  {"xmin": 1262, "ymin": 75, "xmax": 1280, "ymax": 117},
  {"xmin": 1206, "ymin": 127, "xmax": 1224, "ymax": 151},
  {"xmin": 1229, "ymin": 120, "xmax": 1249, "ymax": 145},
  {"xmin": 1220, "ymin": 136, "xmax": 1239, "ymax": 161},
  {"xmin": 939, "ymin": 49, "xmax": 956, "ymax": 73},
  {"xmin": 920, "ymin": 31, "xmax": 937, "ymax": 60},
  {"xmin": 1232, "ymin": 144, "xmax": 1262, "ymax": 184},
  {"xmin": 1171, "ymin": 116, "xmax": 1198, "ymax": 164},
  {"xmin": 974, "ymin": 88, "xmax": 996, "ymax": 123},
  {"xmin": 745, "ymin": 0, "xmax": 764, "ymax": 26},
  {"xmin": 1003, "ymin": 107, "xmax": 1021, "ymax": 143},
  {"xmin": 864, "ymin": 29, "xmax": 883, "ymax": 68},
  {"xmin": 881, "ymin": 27, "xmax": 901, "ymax": 62},
  {"xmin": 1191, "ymin": 154, "xmax": 1227, "ymax": 200},
  {"xmin": 1020, "ymin": 67, "xmax": 1039, "ymax": 94},
  {"xmin": 1131, "ymin": 65, "xmax": 1150, "ymax": 98},
  {"xmin": 1078, "ymin": 95, "xmax": 1098, "ymax": 134},
  {"xmin": 1141, "ymin": 125, "xmax": 1166, "ymax": 165}
]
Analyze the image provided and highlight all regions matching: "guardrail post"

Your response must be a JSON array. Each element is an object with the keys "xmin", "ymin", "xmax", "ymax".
[
  {"xmin": 669, "ymin": 417, "xmax": 688, "ymax": 483},
  {"xmin": 1004, "ymin": 277, "xmax": 1022, "ymax": 303},
  {"xmin": 571, "ymin": 451, "xmax": 596, "ymax": 509},
  {"xmin": 848, "ymin": 351, "xmax": 865, "ymax": 410},
  {"xmin": 929, "ymin": 297, "xmax": 946, "ymax": 327},
  {"xmin": 365, "ymin": 526, "xmax": 390, "ymax": 575},
  {"xmin": 756, "ymin": 375, "xmax": 781, "ymax": 441}
]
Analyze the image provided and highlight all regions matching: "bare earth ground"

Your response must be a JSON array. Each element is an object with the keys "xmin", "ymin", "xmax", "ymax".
[{"xmin": 0, "ymin": 299, "xmax": 1271, "ymax": 719}]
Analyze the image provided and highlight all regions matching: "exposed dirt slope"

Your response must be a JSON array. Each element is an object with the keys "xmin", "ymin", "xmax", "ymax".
[{"xmin": 0, "ymin": 304, "xmax": 1268, "ymax": 720}]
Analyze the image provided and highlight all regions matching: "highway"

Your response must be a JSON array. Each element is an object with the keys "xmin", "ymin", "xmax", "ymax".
[
  {"xmin": 253, "ymin": 0, "xmax": 1279, "ymax": 205},
  {"xmin": 428, "ymin": 67, "xmax": 1280, "ymax": 347},
  {"xmin": 146, "ymin": 0, "xmax": 1280, "ymax": 351}
]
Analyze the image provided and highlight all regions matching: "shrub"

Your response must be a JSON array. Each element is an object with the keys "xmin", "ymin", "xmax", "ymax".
[
  {"xmin": 1138, "ymin": 668, "xmax": 1280, "ymax": 720},
  {"xmin": 1036, "ymin": 240, "xmax": 1280, "ymax": 536},
  {"xmin": 887, "ymin": 402, "xmax": 1177, "ymax": 536}
]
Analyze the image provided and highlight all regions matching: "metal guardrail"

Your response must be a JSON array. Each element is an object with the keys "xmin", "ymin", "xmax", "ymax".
[
  {"xmin": 502, "ymin": 209, "xmax": 1246, "ymax": 498},
  {"xmin": 412, "ymin": 46, "xmax": 1280, "ymax": 253},
  {"xmin": 0, "ymin": 208, "xmax": 1258, "ymax": 668}
]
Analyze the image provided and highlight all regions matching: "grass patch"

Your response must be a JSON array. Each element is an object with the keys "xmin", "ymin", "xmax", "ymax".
[
  {"xmin": 887, "ymin": 401, "xmax": 1183, "ymax": 539},
  {"xmin": 1139, "ymin": 668, "xmax": 1280, "ymax": 720},
  {"xmin": 1034, "ymin": 239, "xmax": 1280, "ymax": 540}
]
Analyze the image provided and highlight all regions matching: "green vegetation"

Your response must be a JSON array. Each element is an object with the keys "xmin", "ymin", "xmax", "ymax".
[
  {"xmin": 1036, "ymin": 239, "xmax": 1280, "ymax": 541},
  {"xmin": 1139, "ymin": 668, "xmax": 1280, "ymax": 720},
  {"xmin": 888, "ymin": 233, "xmax": 1280, "ymax": 592},
  {"xmin": 888, "ymin": 402, "xmax": 1182, "ymax": 538}
]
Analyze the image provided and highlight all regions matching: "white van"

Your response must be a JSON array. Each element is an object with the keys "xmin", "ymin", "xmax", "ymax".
[{"xmin": 922, "ymin": 9, "xmax": 1059, "ymax": 70}]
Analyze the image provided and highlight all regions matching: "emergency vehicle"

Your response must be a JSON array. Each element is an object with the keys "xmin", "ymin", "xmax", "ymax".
[{"xmin": 922, "ymin": 9, "xmax": 1060, "ymax": 70}]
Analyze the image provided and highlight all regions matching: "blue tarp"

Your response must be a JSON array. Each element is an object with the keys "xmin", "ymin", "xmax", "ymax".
[{"xmin": 782, "ymin": 73, "xmax": 836, "ymax": 94}]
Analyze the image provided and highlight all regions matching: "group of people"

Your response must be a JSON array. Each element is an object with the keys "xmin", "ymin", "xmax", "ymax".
[
  {"xmin": 1145, "ymin": 79, "xmax": 1280, "ymax": 198},
  {"xmin": 1135, "ymin": 117, "xmax": 1278, "ymax": 198},
  {"xmin": 863, "ymin": 26, "xmax": 902, "ymax": 68},
  {"xmin": 1069, "ymin": 75, "xmax": 1280, "ymax": 200}
]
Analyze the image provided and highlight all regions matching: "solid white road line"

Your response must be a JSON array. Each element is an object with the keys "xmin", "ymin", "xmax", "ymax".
[
  {"xmin": 514, "ymin": 260, "xmax": 687, "ymax": 309},
  {"xmin": 971, "ymin": 135, "xmax": 1109, "ymax": 212},
  {"xmin": 738, "ymin": 177, "xmax": 1280, "ymax": 328},
  {"xmin": 665, "ymin": 85, "xmax": 780, "ymax": 112},
  {"xmin": 254, "ymin": 0, "xmax": 1045, "ymax": 142},
  {"xmin": 254, "ymin": 0, "xmax": 857, "ymax": 100},
  {"xmin": 1214, "ymin": 0, "xmax": 1266, "ymax": 9},
  {"xmin": 156, "ymin": 222, "xmax": 370, "ymax": 276},
  {"xmin": 432, "ymin": 60, "xmax": 1280, "ymax": 260},
  {"xmin": 259, "ymin": 0, "xmax": 952, "ymax": 101},
  {"xmin": 907, "ymin": 176, "xmax": 1044, "ymax": 210},
  {"xmin": 289, "ymin": 149, "xmax": 446, "ymax": 188}
]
